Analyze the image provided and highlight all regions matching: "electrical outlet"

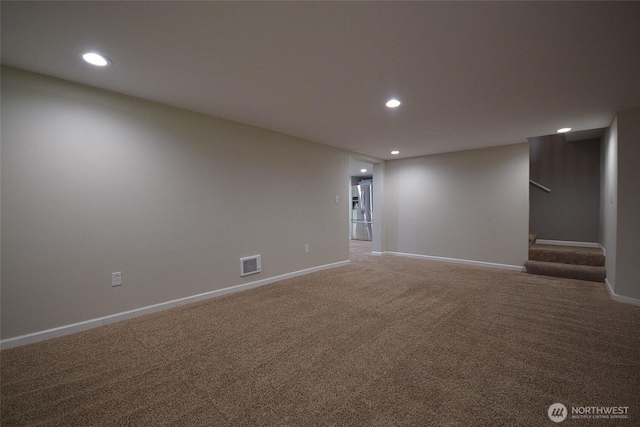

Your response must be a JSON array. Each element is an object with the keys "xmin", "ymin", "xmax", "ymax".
[
  {"xmin": 304, "ymin": 244, "xmax": 310, "ymax": 253},
  {"xmin": 335, "ymin": 195, "xmax": 339, "ymax": 203},
  {"xmin": 112, "ymin": 272, "xmax": 122, "ymax": 287}
]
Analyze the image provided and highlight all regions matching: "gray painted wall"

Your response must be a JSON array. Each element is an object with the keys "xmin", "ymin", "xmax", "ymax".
[
  {"xmin": 529, "ymin": 135, "xmax": 601, "ymax": 242},
  {"xmin": 383, "ymin": 143, "xmax": 529, "ymax": 267},
  {"xmin": 600, "ymin": 106, "xmax": 640, "ymax": 302},
  {"xmin": 372, "ymin": 162, "xmax": 385, "ymax": 253},
  {"xmin": 1, "ymin": 67, "xmax": 350, "ymax": 339},
  {"xmin": 600, "ymin": 119, "xmax": 618, "ymax": 290}
]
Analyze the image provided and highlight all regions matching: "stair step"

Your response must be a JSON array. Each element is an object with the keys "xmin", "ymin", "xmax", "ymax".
[
  {"xmin": 529, "ymin": 244, "xmax": 604, "ymax": 266},
  {"xmin": 524, "ymin": 260, "xmax": 606, "ymax": 283}
]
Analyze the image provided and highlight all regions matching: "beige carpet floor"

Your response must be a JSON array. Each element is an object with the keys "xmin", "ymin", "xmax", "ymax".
[{"xmin": 2, "ymin": 241, "xmax": 640, "ymax": 426}]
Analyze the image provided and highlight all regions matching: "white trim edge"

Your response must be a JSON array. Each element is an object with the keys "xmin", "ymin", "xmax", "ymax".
[
  {"xmin": 381, "ymin": 251, "xmax": 524, "ymax": 272},
  {"xmin": 604, "ymin": 278, "xmax": 640, "ymax": 307},
  {"xmin": 536, "ymin": 239, "xmax": 601, "ymax": 249},
  {"xmin": 0, "ymin": 260, "xmax": 350, "ymax": 350}
]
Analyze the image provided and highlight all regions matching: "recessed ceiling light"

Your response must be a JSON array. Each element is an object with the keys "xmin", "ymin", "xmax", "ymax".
[
  {"xmin": 391, "ymin": 150, "xmax": 400, "ymax": 155},
  {"xmin": 82, "ymin": 52, "xmax": 111, "ymax": 67},
  {"xmin": 386, "ymin": 99, "xmax": 401, "ymax": 108},
  {"xmin": 557, "ymin": 127, "xmax": 572, "ymax": 133},
  {"xmin": 360, "ymin": 169, "xmax": 367, "ymax": 173}
]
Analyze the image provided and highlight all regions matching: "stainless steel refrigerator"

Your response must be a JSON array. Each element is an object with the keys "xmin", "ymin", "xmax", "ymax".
[{"xmin": 351, "ymin": 179, "xmax": 373, "ymax": 241}]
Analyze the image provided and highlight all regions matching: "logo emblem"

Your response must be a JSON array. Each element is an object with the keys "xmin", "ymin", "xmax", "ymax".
[{"xmin": 548, "ymin": 403, "xmax": 568, "ymax": 423}]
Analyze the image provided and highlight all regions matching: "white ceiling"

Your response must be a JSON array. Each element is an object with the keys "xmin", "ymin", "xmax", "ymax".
[
  {"xmin": 348, "ymin": 158, "xmax": 375, "ymax": 178},
  {"xmin": 3, "ymin": 1, "xmax": 640, "ymax": 160}
]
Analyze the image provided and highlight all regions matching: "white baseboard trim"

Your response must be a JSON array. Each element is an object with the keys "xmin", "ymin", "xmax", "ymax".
[
  {"xmin": 381, "ymin": 251, "xmax": 524, "ymax": 272},
  {"xmin": 0, "ymin": 260, "xmax": 351, "ymax": 350},
  {"xmin": 371, "ymin": 251, "xmax": 383, "ymax": 256},
  {"xmin": 604, "ymin": 279, "xmax": 640, "ymax": 307},
  {"xmin": 536, "ymin": 239, "xmax": 601, "ymax": 249}
]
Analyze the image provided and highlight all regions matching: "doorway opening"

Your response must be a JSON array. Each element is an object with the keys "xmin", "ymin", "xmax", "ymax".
[
  {"xmin": 348, "ymin": 157, "xmax": 377, "ymax": 261},
  {"xmin": 348, "ymin": 158, "xmax": 374, "ymax": 242}
]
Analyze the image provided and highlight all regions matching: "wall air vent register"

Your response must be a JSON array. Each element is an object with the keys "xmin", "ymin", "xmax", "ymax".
[{"xmin": 240, "ymin": 255, "xmax": 261, "ymax": 277}]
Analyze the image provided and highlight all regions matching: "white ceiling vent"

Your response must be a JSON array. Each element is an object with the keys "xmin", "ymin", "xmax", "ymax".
[{"xmin": 240, "ymin": 255, "xmax": 261, "ymax": 277}]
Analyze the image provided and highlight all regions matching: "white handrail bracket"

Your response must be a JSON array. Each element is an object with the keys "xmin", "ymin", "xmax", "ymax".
[{"xmin": 529, "ymin": 179, "xmax": 551, "ymax": 193}]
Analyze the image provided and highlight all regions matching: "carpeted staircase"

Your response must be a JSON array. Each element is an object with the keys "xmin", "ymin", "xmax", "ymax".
[{"xmin": 525, "ymin": 234, "xmax": 606, "ymax": 283}]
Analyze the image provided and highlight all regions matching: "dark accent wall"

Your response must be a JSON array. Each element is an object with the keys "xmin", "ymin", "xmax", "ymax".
[{"xmin": 529, "ymin": 135, "xmax": 600, "ymax": 242}]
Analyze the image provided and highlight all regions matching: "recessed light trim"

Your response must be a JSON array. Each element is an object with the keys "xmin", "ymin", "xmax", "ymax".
[
  {"xmin": 391, "ymin": 150, "xmax": 400, "ymax": 155},
  {"xmin": 82, "ymin": 52, "xmax": 111, "ymax": 67},
  {"xmin": 360, "ymin": 169, "xmax": 367, "ymax": 173},
  {"xmin": 386, "ymin": 99, "xmax": 401, "ymax": 108},
  {"xmin": 557, "ymin": 127, "xmax": 572, "ymax": 133}
]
